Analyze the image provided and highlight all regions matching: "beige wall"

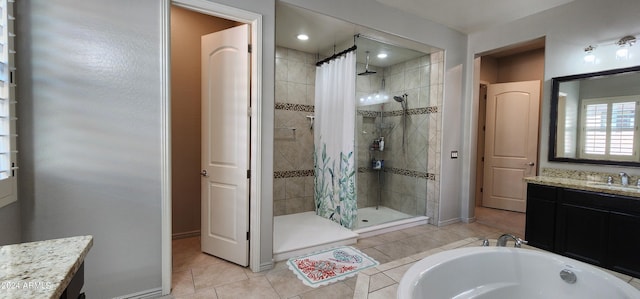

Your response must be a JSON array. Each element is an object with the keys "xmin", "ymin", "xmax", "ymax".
[
  {"xmin": 171, "ymin": 6, "xmax": 241, "ymax": 236},
  {"xmin": 479, "ymin": 56, "xmax": 498, "ymax": 83},
  {"xmin": 496, "ymin": 49, "xmax": 545, "ymax": 83},
  {"xmin": 480, "ymin": 48, "xmax": 545, "ymax": 84}
]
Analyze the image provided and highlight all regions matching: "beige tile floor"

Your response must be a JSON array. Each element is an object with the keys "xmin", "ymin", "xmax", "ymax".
[
  {"xmin": 474, "ymin": 206, "xmax": 526, "ymax": 237},
  {"xmin": 171, "ymin": 219, "xmax": 508, "ymax": 298}
]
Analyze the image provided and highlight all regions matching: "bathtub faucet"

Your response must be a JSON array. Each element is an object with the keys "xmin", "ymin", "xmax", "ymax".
[{"xmin": 496, "ymin": 234, "xmax": 528, "ymax": 248}]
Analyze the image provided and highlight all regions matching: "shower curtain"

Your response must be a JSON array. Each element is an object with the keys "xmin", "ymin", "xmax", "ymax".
[{"xmin": 314, "ymin": 51, "xmax": 357, "ymax": 229}]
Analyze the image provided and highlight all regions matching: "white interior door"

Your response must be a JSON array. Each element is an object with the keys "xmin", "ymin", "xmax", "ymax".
[
  {"xmin": 483, "ymin": 81, "xmax": 540, "ymax": 212},
  {"xmin": 201, "ymin": 24, "xmax": 250, "ymax": 266}
]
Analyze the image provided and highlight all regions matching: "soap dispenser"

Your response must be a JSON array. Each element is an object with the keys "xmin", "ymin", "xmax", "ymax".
[{"xmin": 379, "ymin": 137, "xmax": 384, "ymax": 151}]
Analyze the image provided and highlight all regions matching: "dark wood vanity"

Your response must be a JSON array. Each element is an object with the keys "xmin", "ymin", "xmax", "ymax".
[{"xmin": 526, "ymin": 183, "xmax": 640, "ymax": 278}]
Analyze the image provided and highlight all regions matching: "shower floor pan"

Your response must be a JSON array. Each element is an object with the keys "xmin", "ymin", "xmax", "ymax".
[
  {"xmin": 273, "ymin": 211, "xmax": 358, "ymax": 261},
  {"xmin": 273, "ymin": 208, "xmax": 429, "ymax": 261}
]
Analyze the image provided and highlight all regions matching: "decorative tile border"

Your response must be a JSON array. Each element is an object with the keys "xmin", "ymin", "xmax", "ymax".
[
  {"xmin": 274, "ymin": 169, "xmax": 314, "ymax": 179},
  {"xmin": 276, "ymin": 168, "xmax": 435, "ymax": 180},
  {"xmin": 357, "ymin": 167, "xmax": 435, "ymax": 180},
  {"xmin": 292, "ymin": 106, "xmax": 438, "ymax": 117},
  {"xmin": 357, "ymin": 106, "xmax": 438, "ymax": 118},
  {"xmin": 357, "ymin": 110, "xmax": 380, "ymax": 118},
  {"xmin": 275, "ymin": 102, "xmax": 315, "ymax": 112}
]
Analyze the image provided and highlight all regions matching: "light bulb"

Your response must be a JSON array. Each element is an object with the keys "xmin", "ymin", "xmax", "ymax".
[
  {"xmin": 616, "ymin": 47, "xmax": 629, "ymax": 60},
  {"xmin": 583, "ymin": 45, "xmax": 596, "ymax": 64},
  {"xmin": 584, "ymin": 53, "xmax": 596, "ymax": 64}
]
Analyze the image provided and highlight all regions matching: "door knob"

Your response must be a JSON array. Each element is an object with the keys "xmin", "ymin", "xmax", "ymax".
[
  {"xmin": 200, "ymin": 170, "xmax": 208, "ymax": 177},
  {"xmin": 527, "ymin": 162, "xmax": 535, "ymax": 166}
]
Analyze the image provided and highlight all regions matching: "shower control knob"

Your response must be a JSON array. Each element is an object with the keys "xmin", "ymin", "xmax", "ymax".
[{"xmin": 200, "ymin": 170, "xmax": 209, "ymax": 177}]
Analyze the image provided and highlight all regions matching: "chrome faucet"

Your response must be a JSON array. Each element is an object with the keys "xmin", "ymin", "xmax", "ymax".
[
  {"xmin": 620, "ymin": 172, "xmax": 629, "ymax": 186},
  {"xmin": 496, "ymin": 234, "xmax": 528, "ymax": 248}
]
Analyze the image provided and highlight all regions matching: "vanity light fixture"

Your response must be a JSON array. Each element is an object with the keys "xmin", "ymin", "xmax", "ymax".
[
  {"xmin": 583, "ymin": 45, "xmax": 596, "ymax": 64},
  {"xmin": 615, "ymin": 35, "xmax": 635, "ymax": 60},
  {"xmin": 297, "ymin": 34, "xmax": 309, "ymax": 41}
]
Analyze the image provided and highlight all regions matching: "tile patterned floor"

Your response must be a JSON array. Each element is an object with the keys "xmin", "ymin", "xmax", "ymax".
[
  {"xmin": 171, "ymin": 220, "xmax": 507, "ymax": 298},
  {"xmin": 474, "ymin": 206, "xmax": 526, "ymax": 237},
  {"xmin": 354, "ymin": 237, "xmax": 640, "ymax": 298},
  {"xmin": 171, "ymin": 208, "xmax": 640, "ymax": 298}
]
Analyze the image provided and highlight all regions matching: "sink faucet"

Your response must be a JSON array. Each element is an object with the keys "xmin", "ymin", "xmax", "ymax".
[
  {"xmin": 620, "ymin": 172, "xmax": 629, "ymax": 186},
  {"xmin": 496, "ymin": 234, "xmax": 527, "ymax": 248}
]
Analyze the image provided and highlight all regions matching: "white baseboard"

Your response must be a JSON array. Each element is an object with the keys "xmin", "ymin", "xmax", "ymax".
[
  {"xmin": 461, "ymin": 216, "xmax": 476, "ymax": 223},
  {"xmin": 438, "ymin": 218, "xmax": 461, "ymax": 226},
  {"xmin": 114, "ymin": 287, "xmax": 163, "ymax": 299},
  {"xmin": 172, "ymin": 230, "xmax": 200, "ymax": 240},
  {"xmin": 258, "ymin": 261, "xmax": 274, "ymax": 272}
]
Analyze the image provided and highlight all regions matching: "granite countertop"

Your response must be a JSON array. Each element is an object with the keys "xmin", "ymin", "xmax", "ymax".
[
  {"xmin": 0, "ymin": 235, "xmax": 93, "ymax": 299},
  {"xmin": 525, "ymin": 176, "xmax": 640, "ymax": 198}
]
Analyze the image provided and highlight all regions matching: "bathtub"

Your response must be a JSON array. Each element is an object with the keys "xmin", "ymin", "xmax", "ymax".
[{"xmin": 397, "ymin": 246, "xmax": 639, "ymax": 299}]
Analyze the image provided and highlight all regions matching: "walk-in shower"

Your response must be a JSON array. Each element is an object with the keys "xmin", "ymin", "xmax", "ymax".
[
  {"xmin": 273, "ymin": 2, "xmax": 442, "ymax": 261},
  {"xmin": 355, "ymin": 35, "xmax": 430, "ymax": 231}
]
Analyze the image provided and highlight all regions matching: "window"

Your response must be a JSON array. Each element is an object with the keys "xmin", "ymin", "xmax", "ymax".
[
  {"xmin": 0, "ymin": 0, "xmax": 16, "ymax": 209},
  {"xmin": 580, "ymin": 96, "xmax": 640, "ymax": 161}
]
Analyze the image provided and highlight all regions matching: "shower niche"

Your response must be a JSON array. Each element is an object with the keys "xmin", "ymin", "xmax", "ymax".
[{"xmin": 355, "ymin": 36, "xmax": 435, "ymax": 229}]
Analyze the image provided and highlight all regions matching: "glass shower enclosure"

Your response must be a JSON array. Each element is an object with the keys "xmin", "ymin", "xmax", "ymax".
[{"xmin": 354, "ymin": 36, "xmax": 432, "ymax": 229}]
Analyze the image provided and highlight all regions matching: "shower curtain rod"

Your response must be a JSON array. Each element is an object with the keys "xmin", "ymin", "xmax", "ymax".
[{"xmin": 315, "ymin": 45, "xmax": 357, "ymax": 67}]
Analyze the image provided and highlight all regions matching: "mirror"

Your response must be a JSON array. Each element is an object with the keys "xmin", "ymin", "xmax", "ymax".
[{"xmin": 550, "ymin": 65, "xmax": 640, "ymax": 166}]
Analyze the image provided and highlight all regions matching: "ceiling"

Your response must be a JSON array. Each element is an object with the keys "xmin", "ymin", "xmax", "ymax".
[
  {"xmin": 276, "ymin": 0, "xmax": 568, "ymax": 64},
  {"xmin": 375, "ymin": 0, "xmax": 575, "ymax": 34},
  {"xmin": 276, "ymin": 3, "xmax": 432, "ymax": 67}
]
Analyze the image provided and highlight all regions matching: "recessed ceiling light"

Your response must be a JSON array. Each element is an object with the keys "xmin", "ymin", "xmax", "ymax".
[
  {"xmin": 297, "ymin": 34, "xmax": 309, "ymax": 41},
  {"xmin": 377, "ymin": 53, "xmax": 388, "ymax": 59}
]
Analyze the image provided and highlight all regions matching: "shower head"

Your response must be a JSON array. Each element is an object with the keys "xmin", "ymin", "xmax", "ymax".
[
  {"xmin": 358, "ymin": 70, "xmax": 377, "ymax": 76},
  {"xmin": 394, "ymin": 94, "xmax": 408, "ymax": 110},
  {"xmin": 358, "ymin": 51, "xmax": 377, "ymax": 76}
]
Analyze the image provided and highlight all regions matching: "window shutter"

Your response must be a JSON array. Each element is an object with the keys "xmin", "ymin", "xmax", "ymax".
[
  {"xmin": 583, "ymin": 103, "xmax": 607, "ymax": 155},
  {"xmin": 609, "ymin": 101, "xmax": 635, "ymax": 156},
  {"xmin": 581, "ymin": 96, "xmax": 640, "ymax": 161},
  {"xmin": 0, "ymin": 0, "xmax": 16, "ymax": 208}
]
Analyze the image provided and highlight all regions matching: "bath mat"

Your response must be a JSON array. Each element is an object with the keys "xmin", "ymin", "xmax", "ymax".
[{"xmin": 287, "ymin": 245, "xmax": 379, "ymax": 287}]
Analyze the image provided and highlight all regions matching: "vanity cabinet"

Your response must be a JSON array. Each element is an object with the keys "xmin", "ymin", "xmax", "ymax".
[
  {"xmin": 524, "ymin": 184, "xmax": 557, "ymax": 251},
  {"xmin": 608, "ymin": 211, "xmax": 640, "ymax": 276},
  {"xmin": 526, "ymin": 184, "xmax": 640, "ymax": 278},
  {"xmin": 555, "ymin": 189, "xmax": 609, "ymax": 267}
]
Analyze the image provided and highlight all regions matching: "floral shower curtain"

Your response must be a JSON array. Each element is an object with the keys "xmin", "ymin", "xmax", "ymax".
[{"xmin": 314, "ymin": 51, "xmax": 357, "ymax": 229}]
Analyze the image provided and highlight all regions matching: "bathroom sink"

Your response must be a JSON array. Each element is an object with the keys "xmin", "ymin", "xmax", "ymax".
[{"xmin": 585, "ymin": 181, "xmax": 640, "ymax": 192}]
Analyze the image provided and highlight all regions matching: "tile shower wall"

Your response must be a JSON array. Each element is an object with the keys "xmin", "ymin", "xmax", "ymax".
[
  {"xmin": 356, "ymin": 53, "xmax": 444, "ymax": 223},
  {"xmin": 274, "ymin": 46, "xmax": 444, "ymax": 224},
  {"xmin": 273, "ymin": 46, "xmax": 316, "ymax": 216}
]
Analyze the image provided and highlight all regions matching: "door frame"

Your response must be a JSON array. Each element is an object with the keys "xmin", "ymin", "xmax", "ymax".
[{"xmin": 160, "ymin": 0, "xmax": 263, "ymax": 294}]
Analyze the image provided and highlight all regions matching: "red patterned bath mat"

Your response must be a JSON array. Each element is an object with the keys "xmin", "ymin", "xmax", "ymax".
[{"xmin": 287, "ymin": 246, "xmax": 379, "ymax": 287}]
